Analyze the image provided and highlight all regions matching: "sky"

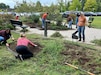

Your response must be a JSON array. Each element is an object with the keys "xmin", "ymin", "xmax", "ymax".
[{"xmin": 0, "ymin": 0, "xmax": 58, "ymax": 8}]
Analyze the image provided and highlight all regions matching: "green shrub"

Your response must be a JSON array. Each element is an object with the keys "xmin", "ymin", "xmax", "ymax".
[
  {"xmin": 5, "ymin": 24, "xmax": 15, "ymax": 30},
  {"xmin": 92, "ymin": 39, "xmax": 101, "ymax": 46},
  {"xmin": 28, "ymin": 15, "xmax": 40, "ymax": 23},
  {"xmin": 49, "ymin": 23, "xmax": 68, "ymax": 30},
  {"xmin": 51, "ymin": 32, "xmax": 63, "ymax": 38}
]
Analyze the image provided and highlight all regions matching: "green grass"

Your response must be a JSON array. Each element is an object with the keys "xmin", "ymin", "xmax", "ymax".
[
  {"xmin": 0, "ymin": 32, "xmax": 101, "ymax": 75},
  {"xmin": 92, "ymin": 16, "xmax": 101, "ymax": 29}
]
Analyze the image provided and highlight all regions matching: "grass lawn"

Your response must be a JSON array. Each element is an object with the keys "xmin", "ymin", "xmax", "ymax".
[
  {"xmin": 0, "ymin": 32, "xmax": 101, "ymax": 75},
  {"xmin": 92, "ymin": 16, "xmax": 101, "ymax": 29}
]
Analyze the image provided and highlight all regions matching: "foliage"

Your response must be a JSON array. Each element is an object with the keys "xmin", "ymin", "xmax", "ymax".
[
  {"xmin": 0, "ymin": 14, "xmax": 14, "ymax": 30},
  {"xmin": 69, "ymin": 0, "xmax": 81, "ymax": 11},
  {"xmin": 84, "ymin": 0, "xmax": 97, "ymax": 11},
  {"xmin": 0, "ymin": 33, "xmax": 101, "ymax": 75},
  {"xmin": 96, "ymin": 0, "xmax": 101, "ymax": 12},
  {"xmin": 4, "ymin": 24, "xmax": 15, "ymax": 30},
  {"xmin": 14, "ymin": 0, "xmax": 101, "ymax": 13},
  {"xmin": 25, "ymin": 15, "xmax": 40, "ymax": 24},
  {"xmin": 51, "ymin": 32, "xmax": 63, "ymax": 38},
  {"xmin": 35, "ymin": 1, "xmax": 43, "ymax": 12},
  {"xmin": 92, "ymin": 39, "xmax": 101, "ymax": 46},
  {"xmin": 0, "ymin": 3, "xmax": 10, "ymax": 9},
  {"xmin": 49, "ymin": 23, "xmax": 68, "ymax": 30},
  {"xmin": 15, "ymin": 0, "xmax": 32, "ymax": 12}
]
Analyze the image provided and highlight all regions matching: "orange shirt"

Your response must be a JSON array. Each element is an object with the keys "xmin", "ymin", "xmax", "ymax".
[
  {"xmin": 78, "ymin": 16, "xmax": 86, "ymax": 26},
  {"xmin": 42, "ymin": 13, "xmax": 48, "ymax": 19}
]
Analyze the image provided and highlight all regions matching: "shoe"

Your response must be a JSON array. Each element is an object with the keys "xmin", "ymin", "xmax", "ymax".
[
  {"xmin": 83, "ymin": 40, "xmax": 85, "ymax": 42},
  {"xmin": 78, "ymin": 39, "xmax": 81, "ymax": 41},
  {"xmin": 15, "ymin": 55, "xmax": 23, "ymax": 61}
]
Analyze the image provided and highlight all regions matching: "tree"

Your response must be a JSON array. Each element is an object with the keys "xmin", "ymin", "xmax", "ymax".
[
  {"xmin": 84, "ymin": 0, "xmax": 97, "ymax": 11},
  {"xmin": 0, "ymin": 3, "xmax": 10, "ymax": 9},
  {"xmin": 15, "ymin": 0, "xmax": 31, "ymax": 12},
  {"xmin": 69, "ymin": 0, "xmax": 81, "ymax": 11},
  {"xmin": 96, "ymin": 0, "xmax": 101, "ymax": 11},
  {"xmin": 57, "ymin": 0, "xmax": 66, "ymax": 12},
  {"xmin": 35, "ymin": 1, "xmax": 43, "ymax": 12},
  {"xmin": 79, "ymin": 0, "xmax": 86, "ymax": 11}
]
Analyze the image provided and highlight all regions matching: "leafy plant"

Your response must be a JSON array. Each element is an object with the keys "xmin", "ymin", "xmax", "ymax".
[
  {"xmin": 51, "ymin": 32, "xmax": 63, "ymax": 38},
  {"xmin": 92, "ymin": 39, "xmax": 101, "ymax": 46}
]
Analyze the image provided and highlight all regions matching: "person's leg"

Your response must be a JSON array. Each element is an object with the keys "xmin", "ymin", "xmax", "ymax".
[
  {"xmin": 16, "ymin": 45, "xmax": 33, "ymax": 59},
  {"xmin": 68, "ymin": 21, "xmax": 72, "ymax": 29},
  {"xmin": 42, "ymin": 19, "xmax": 45, "ymax": 28},
  {"xmin": 81, "ymin": 26, "xmax": 85, "ymax": 42},
  {"xmin": 0, "ymin": 36, "xmax": 4, "ymax": 42},
  {"xmin": 78, "ymin": 26, "xmax": 81, "ymax": 41},
  {"xmin": 0, "ymin": 36, "xmax": 5, "ymax": 45}
]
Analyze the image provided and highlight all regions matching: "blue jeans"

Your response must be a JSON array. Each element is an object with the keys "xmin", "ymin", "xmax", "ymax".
[
  {"xmin": 42, "ymin": 18, "xmax": 46, "ymax": 28},
  {"xmin": 68, "ymin": 20, "xmax": 73, "ymax": 28},
  {"xmin": 78, "ymin": 26, "xmax": 85, "ymax": 41},
  {"xmin": 0, "ymin": 36, "xmax": 4, "ymax": 42}
]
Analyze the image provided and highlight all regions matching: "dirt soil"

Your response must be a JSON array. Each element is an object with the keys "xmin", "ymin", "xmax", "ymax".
[
  {"xmin": 9, "ymin": 41, "xmax": 42, "ymax": 55},
  {"xmin": 61, "ymin": 42, "xmax": 101, "ymax": 74},
  {"xmin": 9, "ymin": 40, "xmax": 101, "ymax": 74}
]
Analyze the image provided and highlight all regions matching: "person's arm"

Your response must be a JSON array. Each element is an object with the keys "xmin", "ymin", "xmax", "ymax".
[
  {"xmin": 10, "ymin": 35, "xmax": 15, "ymax": 41},
  {"xmin": 28, "ymin": 40, "xmax": 37, "ymax": 47}
]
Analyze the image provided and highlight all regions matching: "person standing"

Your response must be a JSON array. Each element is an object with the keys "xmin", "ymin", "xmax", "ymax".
[
  {"xmin": 77, "ymin": 12, "xmax": 86, "ymax": 42},
  {"xmin": 67, "ymin": 15, "xmax": 73, "ymax": 29},
  {"xmin": 41, "ymin": 13, "xmax": 48, "ymax": 29}
]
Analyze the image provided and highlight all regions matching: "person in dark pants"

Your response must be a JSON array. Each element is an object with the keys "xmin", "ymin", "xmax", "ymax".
[
  {"xmin": 16, "ymin": 33, "xmax": 37, "ymax": 60},
  {"xmin": 0, "ymin": 28, "xmax": 14, "ymax": 45}
]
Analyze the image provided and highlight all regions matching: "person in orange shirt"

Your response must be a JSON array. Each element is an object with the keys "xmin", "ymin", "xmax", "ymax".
[
  {"xmin": 77, "ymin": 12, "xmax": 86, "ymax": 42},
  {"xmin": 41, "ymin": 13, "xmax": 48, "ymax": 29}
]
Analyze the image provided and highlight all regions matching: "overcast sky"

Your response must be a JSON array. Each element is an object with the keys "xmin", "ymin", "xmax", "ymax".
[{"xmin": 0, "ymin": 0, "xmax": 58, "ymax": 8}]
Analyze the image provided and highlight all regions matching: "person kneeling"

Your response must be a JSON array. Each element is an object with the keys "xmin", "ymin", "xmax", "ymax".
[{"xmin": 16, "ymin": 33, "xmax": 37, "ymax": 60}]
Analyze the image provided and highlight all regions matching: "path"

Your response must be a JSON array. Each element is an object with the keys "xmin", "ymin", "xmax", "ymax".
[{"xmin": 14, "ymin": 25, "xmax": 101, "ymax": 44}]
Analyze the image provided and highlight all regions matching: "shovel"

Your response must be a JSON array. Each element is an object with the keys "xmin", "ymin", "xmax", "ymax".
[{"xmin": 65, "ymin": 62, "xmax": 95, "ymax": 75}]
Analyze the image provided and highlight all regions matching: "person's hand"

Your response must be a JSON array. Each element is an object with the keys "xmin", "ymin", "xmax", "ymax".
[
  {"xmin": 6, "ymin": 43, "xmax": 9, "ymax": 47},
  {"xmin": 12, "ymin": 38, "xmax": 15, "ymax": 41},
  {"xmin": 34, "ymin": 45, "xmax": 37, "ymax": 47}
]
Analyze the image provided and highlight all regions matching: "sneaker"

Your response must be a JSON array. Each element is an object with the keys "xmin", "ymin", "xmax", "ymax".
[
  {"xmin": 78, "ymin": 39, "xmax": 81, "ymax": 41},
  {"xmin": 83, "ymin": 40, "xmax": 85, "ymax": 42},
  {"xmin": 15, "ymin": 55, "xmax": 23, "ymax": 61}
]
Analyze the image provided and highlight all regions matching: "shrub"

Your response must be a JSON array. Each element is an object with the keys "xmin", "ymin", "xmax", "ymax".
[
  {"xmin": 51, "ymin": 32, "xmax": 63, "ymax": 38},
  {"xmin": 49, "ymin": 23, "xmax": 68, "ymax": 30},
  {"xmin": 28, "ymin": 15, "xmax": 40, "ymax": 23},
  {"xmin": 92, "ymin": 39, "xmax": 101, "ymax": 46},
  {"xmin": 5, "ymin": 24, "xmax": 15, "ymax": 30}
]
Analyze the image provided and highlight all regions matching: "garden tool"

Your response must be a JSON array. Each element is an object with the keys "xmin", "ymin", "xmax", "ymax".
[{"xmin": 65, "ymin": 62, "xmax": 95, "ymax": 75}]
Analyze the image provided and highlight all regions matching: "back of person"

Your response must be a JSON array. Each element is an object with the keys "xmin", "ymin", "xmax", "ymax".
[
  {"xmin": 67, "ymin": 16, "xmax": 72, "ymax": 22},
  {"xmin": 42, "ymin": 13, "xmax": 48, "ymax": 20},
  {"xmin": 17, "ymin": 37, "xmax": 29, "ymax": 46}
]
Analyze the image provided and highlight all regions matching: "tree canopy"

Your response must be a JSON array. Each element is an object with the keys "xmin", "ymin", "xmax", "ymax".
[
  {"xmin": 84, "ymin": 0, "xmax": 97, "ymax": 11},
  {"xmin": 69, "ymin": 0, "xmax": 81, "ymax": 11}
]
